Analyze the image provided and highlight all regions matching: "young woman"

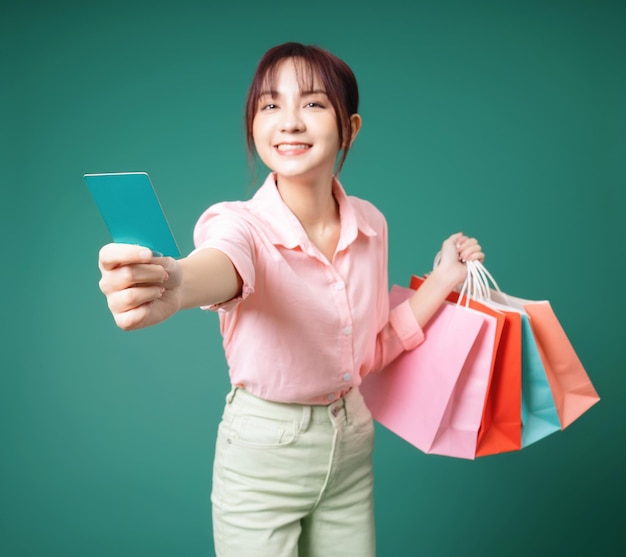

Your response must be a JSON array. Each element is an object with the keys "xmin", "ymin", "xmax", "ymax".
[{"xmin": 98, "ymin": 42, "xmax": 484, "ymax": 557}]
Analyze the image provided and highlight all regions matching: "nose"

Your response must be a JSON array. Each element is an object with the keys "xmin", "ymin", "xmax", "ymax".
[{"xmin": 280, "ymin": 106, "xmax": 304, "ymax": 133}]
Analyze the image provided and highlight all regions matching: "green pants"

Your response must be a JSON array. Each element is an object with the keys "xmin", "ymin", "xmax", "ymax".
[{"xmin": 211, "ymin": 386, "xmax": 376, "ymax": 557}]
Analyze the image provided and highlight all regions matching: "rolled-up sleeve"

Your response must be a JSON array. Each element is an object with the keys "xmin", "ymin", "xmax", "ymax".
[
  {"xmin": 389, "ymin": 298, "xmax": 425, "ymax": 351},
  {"xmin": 369, "ymin": 297, "xmax": 424, "ymax": 375},
  {"xmin": 191, "ymin": 202, "xmax": 256, "ymax": 312}
]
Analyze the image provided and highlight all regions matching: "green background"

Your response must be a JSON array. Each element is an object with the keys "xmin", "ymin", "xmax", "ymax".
[{"xmin": 1, "ymin": 0, "xmax": 624, "ymax": 555}]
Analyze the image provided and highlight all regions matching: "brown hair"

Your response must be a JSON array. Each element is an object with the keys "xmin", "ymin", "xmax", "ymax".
[{"xmin": 245, "ymin": 42, "xmax": 359, "ymax": 175}]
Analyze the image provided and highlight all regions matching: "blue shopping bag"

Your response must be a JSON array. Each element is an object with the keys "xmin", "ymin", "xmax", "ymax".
[{"xmin": 519, "ymin": 313, "xmax": 561, "ymax": 447}]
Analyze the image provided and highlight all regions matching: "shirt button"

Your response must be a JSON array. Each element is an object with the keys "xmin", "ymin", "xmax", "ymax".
[
  {"xmin": 334, "ymin": 282, "xmax": 344, "ymax": 291},
  {"xmin": 343, "ymin": 326, "xmax": 352, "ymax": 335},
  {"xmin": 343, "ymin": 373, "xmax": 351, "ymax": 381},
  {"xmin": 327, "ymin": 393, "xmax": 335, "ymax": 402}
]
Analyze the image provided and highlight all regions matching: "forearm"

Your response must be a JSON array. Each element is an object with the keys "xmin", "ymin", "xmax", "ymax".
[
  {"xmin": 178, "ymin": 248, "xmax": 243, "ymax": 310},
  {"xmin": 408, "ymin": 264, "xmax": 460, "ymax": 328}
]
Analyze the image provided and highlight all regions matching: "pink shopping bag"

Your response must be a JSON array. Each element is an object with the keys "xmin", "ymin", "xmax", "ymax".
[
  {"xmin": 361, "ymin": 285, "xmax": 497, "ymax": 460},
  {"xmin": 410, "ymin": 274, "xmax": 521, "ymax": 457}
]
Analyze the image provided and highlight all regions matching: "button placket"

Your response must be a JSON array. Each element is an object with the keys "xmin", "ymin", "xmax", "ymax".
[{"xmin": 328, "ymin": 268, "xmax": 356, "ymax": 402}]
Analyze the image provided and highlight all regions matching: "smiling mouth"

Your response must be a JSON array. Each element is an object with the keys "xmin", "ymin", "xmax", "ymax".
[{"xmin": 276, "ymin": 143, "xmax": 311, "ymax": 152}]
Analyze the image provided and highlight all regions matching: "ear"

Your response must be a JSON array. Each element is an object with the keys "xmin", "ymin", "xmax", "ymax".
[{"xmin": 345, "ymin": 113, "xmax": 362, "ymax": 147}]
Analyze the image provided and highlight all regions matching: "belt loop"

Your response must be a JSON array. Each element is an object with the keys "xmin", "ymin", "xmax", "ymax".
[
  {"xmin": 341, "ymin": 390, "xmax": 351, "ymax": 424},
  {"xmin": 329, "ymin": 398, "xmax": 344, "ymax": 422},
  {"xmin": 226, "ymin": 386, "xmax": 239, "ymax": 404},
  {"xmin": 300, "ymin": 405, "xmax": 312, "ymax": 433}
]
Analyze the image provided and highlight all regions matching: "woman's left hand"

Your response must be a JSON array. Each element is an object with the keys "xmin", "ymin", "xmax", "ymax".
[
  {"xmin": 408, "ymin": 232, "xmax": 486, "ymax": 327},
  {"xmin": 437, "ymin": 232, "xmax": 485, "ymax": 286}
]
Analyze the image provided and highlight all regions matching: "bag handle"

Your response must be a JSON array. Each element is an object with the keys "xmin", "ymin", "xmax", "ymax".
[
  {"xmin": 432, "ymin": 254, "xmax": 501, "ymax": 304},
  {"xmin": 470, "ymin": 260, "xmax": 503, "ymax": 297},
  {"xmin": 433, "ymin": 252, "xmax": 481, "ymax": 307}
]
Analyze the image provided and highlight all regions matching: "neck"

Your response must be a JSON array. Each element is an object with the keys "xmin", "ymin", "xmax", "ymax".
[{"xmin": 275, "ymin": 173, "xmax": 339, "ymax": 228}]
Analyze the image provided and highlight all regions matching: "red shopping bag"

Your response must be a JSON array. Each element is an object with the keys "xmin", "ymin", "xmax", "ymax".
[
  {"xmin": 411, "ymin": 275, "xmax": 522, "ymax": 457},
  {"xmin": 474, "ymin": 307, "xmax": 522, "ymax": 456},
  {"xmin": 361, "ymin": 285, "xmax": 496, "ymax": 460}
]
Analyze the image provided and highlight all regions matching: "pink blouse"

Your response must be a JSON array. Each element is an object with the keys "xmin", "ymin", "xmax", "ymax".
[{"xmin": 192, "ymin": 173, "xmax": 424, "ymax": 405}]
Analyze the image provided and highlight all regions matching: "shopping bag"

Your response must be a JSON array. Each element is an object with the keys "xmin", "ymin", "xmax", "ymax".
[
  {"xmin": 487, "ymin": 285, "xmax": 600, "ymax": 430},
  {"xmin": 469, "ymin": 261, "xmax": 599, "ymax": 441},
  {"xmin": 410, "ymin": 274, "xmax": 521, "ymax": 456},
  {"xmin": 457, "ymin": 263, "xmax": 559, "ymax": 448},
  {"xmin": 419, "ymin": 261, "xmax": 560, "ymax": 449},
  {"xmin": 475, "ymin": 307, "xmax": 522, "ymax": 455},
  {"xmin": 518, "ymin": 311, "xmax": 562, "ymax": 447},
  {"xmin": 361, "ymin": 285, "xmax": 496, "ymax": 460}
]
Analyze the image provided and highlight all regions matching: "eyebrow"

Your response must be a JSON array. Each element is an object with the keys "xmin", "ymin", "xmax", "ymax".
[{"xmin": 258, "ymin": 88, "xmax": 328, "ymax": 98}]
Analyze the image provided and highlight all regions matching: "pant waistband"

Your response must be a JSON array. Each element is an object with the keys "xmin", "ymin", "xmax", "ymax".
[{"xmin": 225, "ymin": 386, "xmax": 361, "ymax": 426}]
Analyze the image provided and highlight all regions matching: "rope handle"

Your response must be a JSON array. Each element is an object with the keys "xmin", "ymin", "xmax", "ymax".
[{"xmin": 432, "ymin": 254, "xmax": 504, "ymax": 305}]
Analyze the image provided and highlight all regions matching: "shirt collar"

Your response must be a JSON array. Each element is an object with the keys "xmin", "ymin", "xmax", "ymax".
[{"xmin": 251, "ymin": 173, "xmax": 377, "ymax": 251}]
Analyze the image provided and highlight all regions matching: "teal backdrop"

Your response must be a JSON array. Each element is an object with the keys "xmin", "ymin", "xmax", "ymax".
[{"xmin": 1, "ymin": 0, "xmax": 624, "ymax": 555}]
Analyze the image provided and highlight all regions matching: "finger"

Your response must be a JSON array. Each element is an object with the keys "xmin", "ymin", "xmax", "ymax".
[
  {"xmin": 99, "ymin": 263, "xmax": 169, "ymax": 296},
  {"xmin": 440, "ymin": 233, "xmax": 464, "ymax": 256},
  {"xmin": 469, "ymin": 251, "xmax": 485, "ymax": 262},
  {"xmin": 449, "ymin": 232, "xmax": 465, "ymax": 246},
  {"xmin": 98, "ymin": 243, "xmax": 154, "ymax": 272},
  {"xmin": 107, "ymin": 285, "xmax": 165, "ymax": 314},
  {"xmin": 113, "ymin": 303, "xmax": 154, "ymax": 331},
  {"xmin": 460, "ymin": 243, "xmax": 484, "ymax": 262},
  {"xmin": 456, "ymin": 237, "xmax": 476, "ymax": 249}
]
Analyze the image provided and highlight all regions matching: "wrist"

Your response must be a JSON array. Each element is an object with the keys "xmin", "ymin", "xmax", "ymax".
[
  {"xmin": 408, "ymin": 264, "xmax": 462, "ymax": 328},
  {"xmin": 427, "ymin": 262, "xmax": 464, "ymax": 294}
]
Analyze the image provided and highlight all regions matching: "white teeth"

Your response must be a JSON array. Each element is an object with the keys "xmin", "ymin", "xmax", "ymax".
[{"xmin": 276, "ymin": 144, "xmax": 310, "ymax": 151}]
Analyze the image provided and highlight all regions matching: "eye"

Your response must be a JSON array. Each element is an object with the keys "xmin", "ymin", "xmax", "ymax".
[
  {"xmin": 261, "ymin": 103, "xmax": 277, "ymax": 111},
  {"xmin": 305, "ymin": 101, "xmax": 325, "ymax": 108}
]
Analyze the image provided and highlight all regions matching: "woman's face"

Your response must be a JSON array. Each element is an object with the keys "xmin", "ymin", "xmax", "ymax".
[{"xmin": 252, "ymin": 58, "xmax": 341, "ymax": 182}]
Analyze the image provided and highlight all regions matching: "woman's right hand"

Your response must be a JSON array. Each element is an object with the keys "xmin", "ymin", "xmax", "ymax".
[{"xmin": 98, "ymin": 243, "xmax": 182, "ymax": 331}]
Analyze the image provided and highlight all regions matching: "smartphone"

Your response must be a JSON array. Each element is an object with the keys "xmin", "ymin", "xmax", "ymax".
[{"xmin": 84, "ymin": 171, "xmax": 180, "ymax": 257}]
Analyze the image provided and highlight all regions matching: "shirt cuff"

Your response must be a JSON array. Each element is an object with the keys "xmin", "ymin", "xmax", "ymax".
[
  {"xmin": 188, "ymin": 245, "xmax": 255, "ymax": 312},
  {"xmin": 389, "ymin": 299, "xmax": 424, "ymax": 351},
  {"xmin": 206, "ymin": 283, "xmax": 254, "ymax": 312}
]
